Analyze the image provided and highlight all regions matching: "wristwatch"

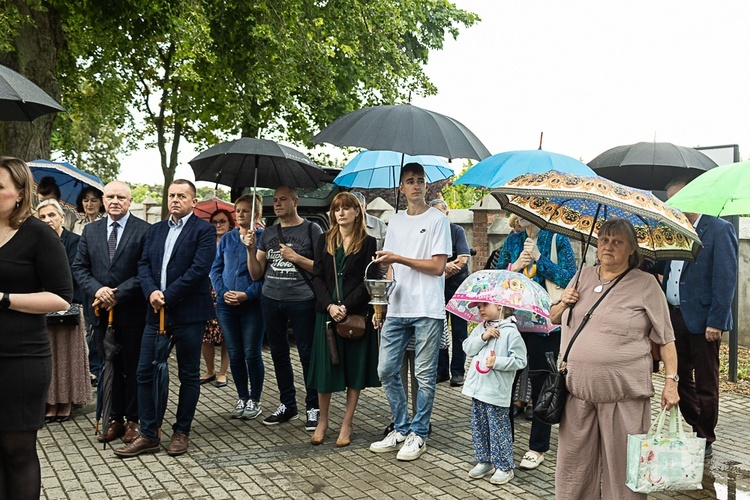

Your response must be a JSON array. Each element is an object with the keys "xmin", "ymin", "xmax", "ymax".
[
  {"xmin": 0, "ymin": 292, "xmax": 10, "ymax": 310},
  {"xmin": 665, "ymin": 374, "xmax": 680, "ymax": 382}
]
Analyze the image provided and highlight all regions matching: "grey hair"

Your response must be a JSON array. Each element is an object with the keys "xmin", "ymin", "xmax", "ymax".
[
  {"xmin": 36, "ymin": 198, "xmax": 65, "ymax": 218},
  {"xmin": 429, "ymin": 199, "xmax": 448, "ymax": 211}
]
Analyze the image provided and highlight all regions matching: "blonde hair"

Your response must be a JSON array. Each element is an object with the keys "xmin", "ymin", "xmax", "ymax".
[
  {"xmin": 325, "ymin": 192, "xmax": 367, "ymax": 256},
  {"xmin": 36, "ymin": 198, "xmax": 65, "ymax": 218},
  {"xmin": 0, "ymin": 157, "xmax": 33, "ymax": 229}
]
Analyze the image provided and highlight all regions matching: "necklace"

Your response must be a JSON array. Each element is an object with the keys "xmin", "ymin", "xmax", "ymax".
[{"xmin": 594, "ymin": 265, "xmax": 614, "ymax": 293}]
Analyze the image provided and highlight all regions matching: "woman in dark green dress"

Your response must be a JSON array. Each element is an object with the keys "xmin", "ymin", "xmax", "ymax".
[{"xmin": 308, "ymin": 192, "xmax": 380, "ymax": 447}]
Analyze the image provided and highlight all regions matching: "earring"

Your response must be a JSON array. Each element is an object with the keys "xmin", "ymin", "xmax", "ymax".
[{"xmin": 15, "ymin": 201, "xmax": 20, "ymax": 209}]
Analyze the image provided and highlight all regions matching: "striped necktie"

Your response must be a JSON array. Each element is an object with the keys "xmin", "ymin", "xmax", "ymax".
[{"xmin": 108, "ymin": 222, "xmax": 119, "ymax": 261}]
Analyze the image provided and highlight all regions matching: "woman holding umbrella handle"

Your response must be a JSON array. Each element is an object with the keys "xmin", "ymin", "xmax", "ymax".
[{"xmin": 494, "ymin": 216, "xmax": 576, "ymax": 471}]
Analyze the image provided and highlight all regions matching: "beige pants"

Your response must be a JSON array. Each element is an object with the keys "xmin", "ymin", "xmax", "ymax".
[{"xmin": 556, "ymin": 395, "xmax": 650, "ymax": 500}]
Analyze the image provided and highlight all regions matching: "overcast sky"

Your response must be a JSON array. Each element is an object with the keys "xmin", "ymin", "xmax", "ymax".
[{"xmin": 119, "ymin": 0, "xmax": 750, "ymax": 185}]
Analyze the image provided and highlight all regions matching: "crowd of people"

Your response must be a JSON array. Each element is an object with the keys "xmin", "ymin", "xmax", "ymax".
[{"xmin": 0, "ymin": 156, "xmax": 738, "ymax": 499}]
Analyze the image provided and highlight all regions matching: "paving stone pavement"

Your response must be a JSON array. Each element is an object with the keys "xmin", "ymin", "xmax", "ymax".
[{"xmin": 39, "ymin": 345, "xmax": 750, "ymax": 499}]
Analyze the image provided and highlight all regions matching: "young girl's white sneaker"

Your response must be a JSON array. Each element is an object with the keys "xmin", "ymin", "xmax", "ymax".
[
  {"xmin": 468, "ymin": 462, "xmax": 494, "ymax": 479},
  {"xmin": 490, "ymin": 469, "xmax": 514, "ymax": 485}
]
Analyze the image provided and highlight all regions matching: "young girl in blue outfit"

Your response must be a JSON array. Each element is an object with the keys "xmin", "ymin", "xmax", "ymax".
[{"xmin": 462, "ymin": 302, "xmax": 527, "ymax": 485}]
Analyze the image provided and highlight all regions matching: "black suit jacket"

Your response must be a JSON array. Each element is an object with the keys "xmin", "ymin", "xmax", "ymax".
[
  {"xmin": 138, "ymin": 213, "xmax": 216, "ymax": 326},
  {"xmin": 72, "ymin": 214, "xmax": 151, "ymax": 328},
  {"xmin": 60, "ymin": 228, "xmax": 84, "ymax": 304},
  {"xmin": 312, "ymin": 235, "xmax": 377, "ymax": 315}
]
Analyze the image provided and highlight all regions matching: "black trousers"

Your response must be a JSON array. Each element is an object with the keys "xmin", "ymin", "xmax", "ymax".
[{"xmin": 669, "ymin": 307, "xmax": 721, "ymax": 444}]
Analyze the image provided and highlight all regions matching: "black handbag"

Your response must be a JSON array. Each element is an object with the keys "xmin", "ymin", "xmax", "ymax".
[
  {"xmin": 533, "ymin": 267, "xmax": 632, "ymax": 425},
  {"xmin": 46, "ymin": 303, "xmax": 81, "ymax": 326}
]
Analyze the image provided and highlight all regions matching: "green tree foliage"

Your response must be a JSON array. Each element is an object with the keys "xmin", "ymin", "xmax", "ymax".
[
  {"xmin": 196, "ymin": 186, "xmax": 230, "ymax": 201},
  {"xmin": 129, "ymin": 184, "xmax": 163, "ymax": 204},
  {"xmin": 440, "ymin": 162, "xmax": 488, "ymax": 209}
]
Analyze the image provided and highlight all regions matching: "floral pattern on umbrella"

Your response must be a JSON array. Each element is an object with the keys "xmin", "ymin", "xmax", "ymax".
[
  {"xmin": 493, "ymin": 171, "xmax": 702, "ymax": 261},
  {"xmin": 446, "ymin": 270, "xmax": 553, "ymax": 334}
]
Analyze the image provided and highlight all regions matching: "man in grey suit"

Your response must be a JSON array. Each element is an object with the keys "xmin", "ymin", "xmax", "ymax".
[{"xmin": 73, "ymin": 181, "xmax": 151, "ymax": 444}]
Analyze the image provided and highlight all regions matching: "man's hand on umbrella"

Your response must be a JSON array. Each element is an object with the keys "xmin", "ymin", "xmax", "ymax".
[
  {"xmin": 523, "ymin": 239, "xmax": 541, "ymax": 261},
  {"xmin": 95, "ymin": 286, "xmax": 118, "ymax": 309},
  {"xmin": 149, "ymin": 290, "xmax": 166, "ymax": 311}
]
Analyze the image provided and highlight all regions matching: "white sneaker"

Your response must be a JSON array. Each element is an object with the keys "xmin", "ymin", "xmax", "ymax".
[
  {"xmin": 241, "ymin": 400, "xmax": 262, "ymax": 420},
  {"xmin": 490, "ymin": 469, "xmax": 514, "ymax": 485},
  {"xmin": 230, "ymin": 399, "xmax": 246, "ymax": 419},
  {"xmin": 519, "ymin": 451, "xmax": 544, "ymax": 470},
  {"xmin": 369, "ymin": 429, "xmax": 407, "ymax": 453},
  {"xmin": 396, "ymin": 432, "xmax": 427, "ymax": 461},
  {"xmin": 468, "ymin": 462, "xmax": 494, "ymax": 479}
]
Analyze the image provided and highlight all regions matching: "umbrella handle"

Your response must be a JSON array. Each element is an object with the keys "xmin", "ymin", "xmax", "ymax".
[
  {"xmin": 108, "ymin": 308, "xmax": 114, "ymax": 325},
  {"xmin": 159, "ymin": 308, "xmax": 165, "ymax": 333}
]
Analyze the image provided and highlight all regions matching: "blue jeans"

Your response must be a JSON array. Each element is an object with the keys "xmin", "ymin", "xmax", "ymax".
[
  {"xmin": 217, "ymin": 301, "xmax": 264, "ymax": 402},
  {"xmin": 136, "ymin": 322, "xmax": 204, "ymax": 440},
  {"xmin": 261, "ymin": 297, "xmax": 317, "ymax": 411},
  {"xmin": 378, "ymin": 316, "xmax": 442, "ymax": 439},
  {"xmin": 438, "ymin": 312, "xmax": 468, "ymax": 378}
]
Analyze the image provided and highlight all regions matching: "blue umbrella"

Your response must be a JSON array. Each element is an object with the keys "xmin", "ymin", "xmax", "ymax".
[
  {"xmin": 454, "ymin": 149, "xmax": 595, "ymax": 189},
  {"xmin": 28, "ymin": 159, "xmax": 105, "ymax": 207},
  {"xmin": 334, "ymin": 150, "xmax": 454, "ymax": 189}
]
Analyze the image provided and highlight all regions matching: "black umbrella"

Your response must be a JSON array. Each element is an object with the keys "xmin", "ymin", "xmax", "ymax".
[
  {"xmin": 0, "ymin": 64, "xmax": 65, "ymax": 121},
  {"xmin": 189, "ymin": 137, "xmax": 323, "ymax": 190},
  {"xmin": 95, "ymin": 306, "xmax": 121, "ymax": 449},
  {"xmin": 588, "ymin": 142, "xmax": 717, "ymax": 191},
  {"xmin": 312, "ymin": 103, "xmax": 491, "ymax": 161},
  {"xmin": 154, "ymin": 308, "xmax": 174, "ymax": 438}
]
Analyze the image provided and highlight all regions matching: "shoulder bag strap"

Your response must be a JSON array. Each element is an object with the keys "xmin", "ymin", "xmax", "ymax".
[
  {"xmin": 276, "ymin": 223, "xmax": 315, "ymax": 292},
  {"xmin": 560, "ymin": 266, "xmax": 633, "ymax": 370},
  {"xmin": 332, "ymin": 252, "xmax": 342, "ymax": 305}
]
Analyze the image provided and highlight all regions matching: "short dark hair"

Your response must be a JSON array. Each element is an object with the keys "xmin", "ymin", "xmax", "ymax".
[
  {"xmin": 598, "ymin": 218, "xmax": 642, "ymax": 268},
  {"xmin": 400, "ymin": 162, "xmax": 425, "ymax": 183},
  {"xmin": 171, "ymin": 179, "xmax": 196, "ymax": 197},
  {"xmin": 664, "ymin": 176, "xmax": 691, "ymax": 193},
  {"xmin": 75, "ymin": 186, "xmax": 105, "ymax": 213},
  {"xmin": 37, "ymin": 176, "xmax": 61, "ymax": 200}
]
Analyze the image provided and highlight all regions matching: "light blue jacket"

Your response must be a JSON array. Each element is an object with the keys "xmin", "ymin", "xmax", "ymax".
[
  {"xmin": 462, "ymin": 318, "xmax": 527, "ymax": 407},
  {"xmin": 210, "ymin": 228, "xmax": 263, "ymax": 308}
]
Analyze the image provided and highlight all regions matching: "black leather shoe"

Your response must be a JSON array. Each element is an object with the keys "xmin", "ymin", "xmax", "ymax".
[
  {"xmin": 524, "ymin": 406, "xmax": 534, "ymax": 420},
  {"xmin": 704, "ymin": 443, "xmax": 713, "ymax": 459}
]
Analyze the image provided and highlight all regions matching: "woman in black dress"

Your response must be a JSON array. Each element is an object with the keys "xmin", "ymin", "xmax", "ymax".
[
  {"xmin": 308, "ymin": 192, "xmax": 380, "ymax": 447},
  {"xmin": 0, "ymin": 157, "xmax": 73, "ymax": 499}
]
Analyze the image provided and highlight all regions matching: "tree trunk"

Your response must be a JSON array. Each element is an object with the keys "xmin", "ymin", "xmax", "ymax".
[{"xmin": 0, "ymin": 1, "xmax": 64, "ymax": 161}]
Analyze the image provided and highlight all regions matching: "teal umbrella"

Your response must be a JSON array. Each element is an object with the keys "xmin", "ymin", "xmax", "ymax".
[{"xmin": 666, "ymin": 161, "xmax": 750, "ymax": 216}]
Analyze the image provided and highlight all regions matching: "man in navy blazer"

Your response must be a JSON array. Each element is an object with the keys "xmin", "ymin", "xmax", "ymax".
[
  {"xmin": 73, "ymin": 181, "xmax": 150, "ymax": 445},
  {"xmin": 115, "ymin": 179, "xmax": 216, "ymax": 458},
  {"xmin": 662, "ymin": 178, "xmax": 738, "ymax": 458}
]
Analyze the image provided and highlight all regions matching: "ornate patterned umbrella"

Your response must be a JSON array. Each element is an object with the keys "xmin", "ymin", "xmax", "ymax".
[{"xmin": 492, "ymin": 171, "xmax": 701, "ymax": 261}]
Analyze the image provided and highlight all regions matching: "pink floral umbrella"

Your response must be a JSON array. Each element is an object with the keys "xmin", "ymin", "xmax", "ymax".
[{"xmin": 446, "ymin": 269, "xmax": 553, "ymax": 334}]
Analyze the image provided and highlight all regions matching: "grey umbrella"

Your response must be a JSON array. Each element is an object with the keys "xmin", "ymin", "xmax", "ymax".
[
  {"xmin": 0, "ymin": 64, "xmax": 65, "ymax": 121},
  {"xmin": 588, "ymin": 142, "xmax": 717, "ymax": 191},
  {"xmin": 312, "ymin": 103, "xmax": 491, "ymax": 161}
]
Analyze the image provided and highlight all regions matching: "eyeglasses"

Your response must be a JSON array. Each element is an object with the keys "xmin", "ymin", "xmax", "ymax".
[{"xmin": 212, "ymin": 219, "xmax": 229, "ymax": 225}]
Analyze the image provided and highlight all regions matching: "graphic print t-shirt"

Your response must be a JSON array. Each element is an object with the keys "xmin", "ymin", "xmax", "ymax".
[{"xmin": 257, "ymin": 220, "xmax": 323, "ymax": 301}]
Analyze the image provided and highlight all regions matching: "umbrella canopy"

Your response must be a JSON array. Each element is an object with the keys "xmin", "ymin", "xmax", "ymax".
[
  {"xmin": 312, "ymin": 103, "xmax": 491, "ymax": 161},
  {"xmin": 334, "ymin": 150, "xmax": 454, "ymax": 189},
  {"xmin": 96, "ymin": 308, "xmax": 121, "ymax": 449},
  {"xmin": 194, "ymin": 197, "xmax": 235, "ymax": 223},
  {"xmin": 492, "ymin": 171, "xmax": 702, "ymax": 261},
  {"xmin": 0, "ymin": 64, "xmax": 65, "ymax": 121},
  {"xmin": 666, "ymin": 161, "xmax": 750, "ymax": 217},
  {"xmin": 446, "ymin": 269, "xmax": 553, "ymax": 334},
  {"xmin": 189, "ymin": 137, "xmax": 323, "ymax": 190},
  {"xmin": 588, "ymin": 142, "xmax": 716, "ymax": 191},
  {"xmin": 454, "ymin": 149, "xmax": 596, "ymax": 188},
  {"xmin": 154, "ymin": 309, "xmax": 174, "ymax": 434},
  {"xmin": 28, "ymin": 159, "xmax": 105, "ymax": 207}
]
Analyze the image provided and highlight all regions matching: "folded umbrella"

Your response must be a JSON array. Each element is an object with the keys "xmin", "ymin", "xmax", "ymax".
[
  {"xmin": 154, "ymin": 308, "xmax": 174, "ymax": 438},
  {"xmin": 95, "ymin": 306, "xmax": 121, "ymax": 449}
]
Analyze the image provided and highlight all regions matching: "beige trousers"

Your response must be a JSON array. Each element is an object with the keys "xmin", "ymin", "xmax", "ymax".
[{"xmin": 555, "ymin": 394, "xmax": 650, "ymax": 500}]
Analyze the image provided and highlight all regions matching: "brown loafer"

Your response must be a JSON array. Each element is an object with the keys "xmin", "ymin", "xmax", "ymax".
[
  {"xmin": 167, "ymin": 432, "xmax": 189, "ymax": 456},
  {"xmin": 114, "ymin": 436, "xmax": 160, "ymax": 458},
  {"xmin": 123, "ymin": 421, "xmax": 140, "ymax": 443},
  {"xmin": 98, "ymin": 420, "xmax": 125, "ymax": 443}
]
